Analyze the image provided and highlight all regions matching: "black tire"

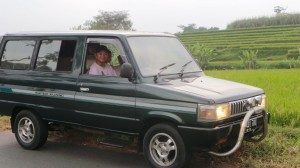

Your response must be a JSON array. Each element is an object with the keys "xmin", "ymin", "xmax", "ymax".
[
  {"xmin": 143, "ymin": 123, "xmax": 190, "ymax": 168},
  {"xmin": 14, "ymin": 110, "xmax": 48, "ymax": 150}
]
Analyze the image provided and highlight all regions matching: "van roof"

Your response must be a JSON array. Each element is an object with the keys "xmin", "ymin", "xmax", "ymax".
[{"xmin": 4, "ymin": 30, "xmax": 175, "ymax": 37}]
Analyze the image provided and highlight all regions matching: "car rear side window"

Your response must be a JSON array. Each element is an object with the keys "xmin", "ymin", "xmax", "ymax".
[
  {"xmin": 0, "ymin": 40, "xmax": 35, "ymax": 70},
  {"xmin": 35, "ymin": 40, "xmax": 76, "ymax": 72}
]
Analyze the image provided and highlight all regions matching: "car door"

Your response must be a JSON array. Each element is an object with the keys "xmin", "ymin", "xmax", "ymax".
[
  {"xmin": 74, "ymin": 37, "xmax": 137, "ymax": 134},
  {"xmin": 0, "ymin": 37, "xmax": 80, "ymax": 124}
]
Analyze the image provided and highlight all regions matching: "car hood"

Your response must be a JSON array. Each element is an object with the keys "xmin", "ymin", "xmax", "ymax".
[{"xmin": 160, "ymin": 75, "xmax": 264, "ymax": 103}]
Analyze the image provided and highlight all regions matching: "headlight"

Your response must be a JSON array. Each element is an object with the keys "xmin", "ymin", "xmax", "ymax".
[
  {"xmin": 197, "ymin": 103, "xmax": 231, "ymax": 121},
  {"xmin": 258, "ymin": 95, "xmax": 267, "ymax": 109}
]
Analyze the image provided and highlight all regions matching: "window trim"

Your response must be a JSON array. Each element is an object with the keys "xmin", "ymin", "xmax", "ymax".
[
  {"xmin": 0, "ymin": 39, "xmax": 37, "ymax": 70},
  {"xmin": 82, "ymin": 37, "xmax": 128, "ymax": 78},
  {"xmin": 33, "ymin": 38, "xmax": 78, "ymax": 74}
]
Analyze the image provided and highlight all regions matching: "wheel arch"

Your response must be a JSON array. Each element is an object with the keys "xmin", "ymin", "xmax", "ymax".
[
  {"xmin": 10, "ymin": 106, "xmax": 42, "ymax": 133},
  {"xmin": 137, "ymin": 111, "xmax": 185, "ymax": 152}
]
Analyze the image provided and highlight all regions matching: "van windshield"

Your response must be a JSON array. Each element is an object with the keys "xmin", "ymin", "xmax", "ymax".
[{"xmin": 127, "ymin": 36, "xmax": 201, "ymax": 77}]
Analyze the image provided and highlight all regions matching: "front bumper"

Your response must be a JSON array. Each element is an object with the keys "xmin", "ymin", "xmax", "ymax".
[{"xmin": 178, "ymin": 107, "xmax": 270, "ymax": 156}]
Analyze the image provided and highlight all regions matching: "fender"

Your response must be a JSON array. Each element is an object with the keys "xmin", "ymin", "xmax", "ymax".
[{"xmin": 142, "ymin": 110, "xmax": 184, "ymax": 125}]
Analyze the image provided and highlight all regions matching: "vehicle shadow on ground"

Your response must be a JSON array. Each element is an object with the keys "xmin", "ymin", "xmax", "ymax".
[{"xmin": 42, "ymin": 139, "xmax": 212, "ymax": 168}]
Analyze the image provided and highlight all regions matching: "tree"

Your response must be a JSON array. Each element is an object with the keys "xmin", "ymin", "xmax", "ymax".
[
  {"xmin": 274, "ymin": 6, "xmax": 286, "ymax": 15},
  {"xmin": 239, "ymin": 50, "xmax": 259, "ymax": 69},
  {"xmin": 177, "ymin": 24, "xmax": 219, "ymax": 34},
  {"xmin": 178, "ymin": 24, "xmax": 198, "ymax": 33},
  {"xmin": 73, "ymin": 10, "xmax": 134, "ymax": 30},
  {"xmin": 188, "ymin": 43, "xmax": 216, "ymax": 70}
]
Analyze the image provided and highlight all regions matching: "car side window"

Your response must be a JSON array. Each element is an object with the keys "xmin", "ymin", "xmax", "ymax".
[
  {"xmin": 35, "ymin": 40, "xmax": 76, "ymax": 72},
  {"xmin": 0, "ymin": 40, "xmax": 35, "ymax": 70},
  {"xmin": 85, "ymin": 38, "xmax": 128, "ymax": 77}
]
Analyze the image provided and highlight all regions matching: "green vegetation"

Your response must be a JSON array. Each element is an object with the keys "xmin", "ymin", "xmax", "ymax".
[
  {"xmin": 206, "ymin": 69, "xmax": 300, "ymax": 127},
  {"xmin": 212, "ymin": 126, "xmax": 300, "ymax": 168},
  {"xmin": 208, "ymin": 60, "xmax": 300, "ymax": 70},
  {"xmin": 239, "ymin": 50, "xmax": 258, "ymax": 69},
  {"xmin": 188, "ymin": 43, "xmax": 216, "ymax": 70},
  {"xmin": 177, "ymin": 24, "xmax": 300, "ymax": 66},
  {"xmin": 73, "ymin": 10, "xmax": 134, "ymax": 30},
  {"xmin": 227, "ymin": 13, "xmax": 300, "ymax": 29}
]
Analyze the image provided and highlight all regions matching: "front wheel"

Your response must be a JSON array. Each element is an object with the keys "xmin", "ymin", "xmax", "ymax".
[
  {"xmin": 143, "ymin": 123, "xmax": 190, "ymax": 168},
  {"xmin": 14, "ymin": 110, "xmax": 48, "ymax": 150}
]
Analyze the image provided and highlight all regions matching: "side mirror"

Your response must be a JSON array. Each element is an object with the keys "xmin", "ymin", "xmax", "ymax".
[{"xmin": 120, "ymin": 63, "xmax": 134, "ymax": 79}]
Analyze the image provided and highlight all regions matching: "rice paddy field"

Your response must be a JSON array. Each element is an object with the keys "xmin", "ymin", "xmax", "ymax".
[
  {"xmin": 205, "ymin": 69, "xmax": 300, "ymax": 127},
  {"xmin": 178, "ymin": 24, "xmax": 300, "ymax": 61}
]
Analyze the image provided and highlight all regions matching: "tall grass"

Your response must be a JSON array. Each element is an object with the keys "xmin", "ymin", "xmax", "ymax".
[
  {"xmin": 205, "ymin": 69, "xmax": 300, "ymax": 127},
  {"xmin": 227, "ymin": 13, "xmax": 300, "ymax": 29}
]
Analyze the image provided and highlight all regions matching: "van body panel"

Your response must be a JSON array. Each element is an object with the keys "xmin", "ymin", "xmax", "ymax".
[
  {"xmin": 0, "ymin": 70, "xmax": 78, "ymax": 124},
  {"xmin": 74, "ymin": 75, "xmax": 137, "ymax": 133}
]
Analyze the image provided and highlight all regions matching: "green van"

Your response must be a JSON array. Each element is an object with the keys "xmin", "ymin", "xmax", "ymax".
[{"xmin": 0, "ymin": 31, "xmax": 269, "ymax": 168}]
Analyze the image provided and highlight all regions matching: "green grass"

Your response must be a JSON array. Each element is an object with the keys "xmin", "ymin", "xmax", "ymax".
[
  {"xmin": 207, "ymin": 60, "xmax": 300, "ymax": 70},
  {"xmin": 211, "ymin": 126, "xmax": 300, "ymax": 168},
  {"xmin": 205, "ymin": 69, "xmax": 300, "ymax": 127}
]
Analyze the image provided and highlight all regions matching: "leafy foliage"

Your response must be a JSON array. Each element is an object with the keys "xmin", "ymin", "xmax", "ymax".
[
  {"xmin": 239, "ymin": 50, "xmax": 258, "ymax": 69},
  {"xmin": 274, "ymin": 6, "xmax": 287, "ymax": 15},
  {"xmin": 188, "ymin": 43, "xmax": 216, "ymax": 70},
  {"xmin": 177, "ymin": 24, "xmax": 219, "ymax": 34},
  {"xmin": 227, "ymin": 13, "xmax": 300, "ymax": 29},
  {"xmin": 73, "ymin": 10, "xmax": 133, "ymax": 30}
]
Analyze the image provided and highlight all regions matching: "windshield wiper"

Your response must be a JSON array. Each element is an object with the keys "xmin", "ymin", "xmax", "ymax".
[
  {"xmin": 154, "ymin": 63, "xmax": 176, "ymax": 82},
  {"xmin": 179, "ymin": 61, "xmax": 192, "ymax": 80}
]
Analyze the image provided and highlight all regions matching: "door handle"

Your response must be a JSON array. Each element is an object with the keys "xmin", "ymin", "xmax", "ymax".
[{"xmin": 80, "ymin": 87, "xmax": 90, "ymax": 92}]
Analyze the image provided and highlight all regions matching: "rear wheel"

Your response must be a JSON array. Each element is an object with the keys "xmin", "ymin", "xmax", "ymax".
[
  {"xmin": 143, "ymin": 123, "xmax": 190, "ymax": 168},
  {"xmin": 14, "ymin": 110, "xmax": 48, "ymax": 150}
]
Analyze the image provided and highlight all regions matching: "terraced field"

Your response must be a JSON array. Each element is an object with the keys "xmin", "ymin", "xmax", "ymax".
[{"xmin": 177, "ymin": 25, "xmax": 300, "ymax": 61}]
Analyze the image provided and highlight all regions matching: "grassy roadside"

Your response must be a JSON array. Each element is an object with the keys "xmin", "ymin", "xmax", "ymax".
[
  {"xmin": 211, "ymin": 126, "xmax": 300, "ymax": 168},
  {"xmin": 1, "ymin": 116, "xmax": 298, "ymax": 168},
  {"xmin": 0, "ymin": 116, "xmax": 10, "ymax": 131}
]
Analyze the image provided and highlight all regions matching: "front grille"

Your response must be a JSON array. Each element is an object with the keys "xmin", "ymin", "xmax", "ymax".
[{"xmin": 230, "ymin": 100, "xmax": 247, "ymax": 115}]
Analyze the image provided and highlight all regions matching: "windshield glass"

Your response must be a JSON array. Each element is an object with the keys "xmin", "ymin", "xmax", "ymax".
[{"xmin": 127, "ymin": 36, "xmax": 201, "ymax": 77}]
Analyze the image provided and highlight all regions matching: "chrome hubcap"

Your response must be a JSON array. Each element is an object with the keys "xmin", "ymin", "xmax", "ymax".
[
  {"xmin": 18, "ymin": 117, "xmax": 35, "ymax": 143},
  {"xmin": 149, "ymin": 133, "xmax": 177, "ymax": 166}
]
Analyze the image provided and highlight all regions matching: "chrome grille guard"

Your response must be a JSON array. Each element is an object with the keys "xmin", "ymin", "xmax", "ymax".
[{"xmin": 209, "ymin": 106, "xmax": 268, "ymax": 157}]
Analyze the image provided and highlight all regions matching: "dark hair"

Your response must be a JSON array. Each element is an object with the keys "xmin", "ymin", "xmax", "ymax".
[
  {"xmin": 95, "ymin": 45, "xmax": 109, "ymax": 53},
  {"xmin": 88, "ymin": 43, "xmax": 100, "ymax": 47}
]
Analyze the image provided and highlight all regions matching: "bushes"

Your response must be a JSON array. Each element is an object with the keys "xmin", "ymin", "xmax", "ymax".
[
  {"xmin": 227, "ymin": 13, "xmax": 300, "ymax": 29},
  {"xmin": 206, "ymin": 61, "xmax": 244, "ymax": 70},
  {"xmin": 286, "ymin": 49, "xmax": 300, "ymax": 60}
]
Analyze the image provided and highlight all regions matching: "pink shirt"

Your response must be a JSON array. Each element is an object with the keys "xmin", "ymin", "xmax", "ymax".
[{"xmin": 88, "ymin": 63, "xmax": 117, "ymax": 76}]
